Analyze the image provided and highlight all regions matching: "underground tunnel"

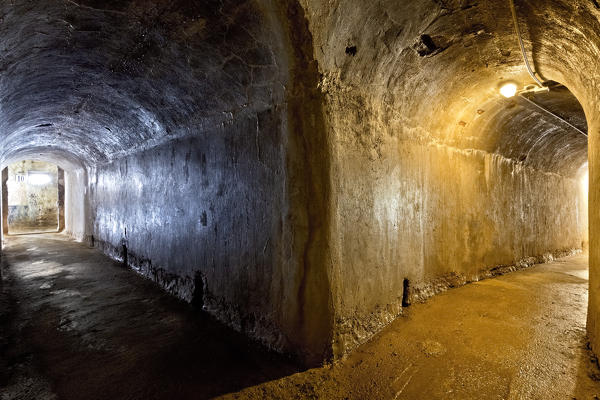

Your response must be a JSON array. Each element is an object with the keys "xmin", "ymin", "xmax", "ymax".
[{"xmin": 0, "ymin": 0, "xmax": 599, "ymax": 398}]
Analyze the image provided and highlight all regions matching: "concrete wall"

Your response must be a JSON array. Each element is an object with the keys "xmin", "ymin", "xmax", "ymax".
[
  {"xmin": 2, "ymin": 168, "xmax": 7, "ymax": 238},
  {"xmin": 80, "ymin": 0, "xmax": 590, "ymax": 365},
  {"xmin": 88, "ymin": 114, "xmax": 286, "ymax": 305},
  {"xmin": 83, "ymin": 101, "xmax": 588, "ymax": 364},
  {"xmin": 0, "ymin": 0, "xmax": 596, "ymax": 369},
  {"xmin": 57, "ymin": 168, "xmax": 65, "ymax": 232},
  {"xmin": 587, "ymin": 109, "xmax": 600, "ymax": 359},
  {"xmin": 74, "ymin": 0, "xmax": 335, "ymax": 367},
  {"xmin": 330, "ymin": 140, "xmax": 588, "ymax": 354},
  {"xmin": 86, "ymin": 100, "xmax": 332, "ymax": 363}
]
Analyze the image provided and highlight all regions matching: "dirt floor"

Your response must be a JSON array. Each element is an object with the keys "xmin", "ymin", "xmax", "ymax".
[
  {"xmin": 222, "ymin": 252, "xmax": 600, "ymax": 400},
  {"xmin": 0, "ymin": 234, "xmax": 299, "ymax": 400},
  {"xmin": 1, "ymin": 234, "xmax": 600, "ymax": 399}
]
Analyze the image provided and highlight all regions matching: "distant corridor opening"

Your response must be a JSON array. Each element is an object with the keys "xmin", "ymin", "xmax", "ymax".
[{"xmin": 3, "ymin": 160, "xmax": 64, "ymax": 235}]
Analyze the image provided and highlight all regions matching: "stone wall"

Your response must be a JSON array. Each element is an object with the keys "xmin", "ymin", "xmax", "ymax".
[
  {"xmin": 88, "ymin": 118, "xmax": 291, "ymax": 347},
  {"xmin": 296, "ymin": 0, "xmax": 592, "ymax": 359},
  {"xmin": 83, "ymin": 0, "xmax": 592, "ymax": 364}
]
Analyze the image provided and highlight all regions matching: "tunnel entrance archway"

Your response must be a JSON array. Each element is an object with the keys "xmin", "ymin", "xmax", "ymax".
[{"xmin": 1, "ymin": 160, "xmax": 64, "ymax": 236}]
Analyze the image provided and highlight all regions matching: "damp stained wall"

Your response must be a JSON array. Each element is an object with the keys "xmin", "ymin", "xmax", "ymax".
[
  {"xmin": 6, "ymin": 160, "xmax": 58, "ymax": 233},
  {"xmin": 89, "ymin": 119, "xmax": 288, "ymax": 336}
]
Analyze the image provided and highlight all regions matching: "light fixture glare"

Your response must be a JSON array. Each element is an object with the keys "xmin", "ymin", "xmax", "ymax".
[{"xmin": 28, "ymin": 173, "xmax": 52, "ymax": 185}]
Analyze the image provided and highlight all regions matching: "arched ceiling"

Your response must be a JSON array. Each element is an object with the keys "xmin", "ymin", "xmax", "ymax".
[
  {"xmin": 301, "ymin": 0, "xmax": 599, "ymax": 177},
  {"xmin": 0, "ymin": 0, "xmax": 285, "ymax": 170},
  {"xmin": 0, "ymin": 0, "xmax": 597, "ymax": 177},
  {"xmin": 469, "ymin": 85, "xmax": 588, "ymax": 176}
]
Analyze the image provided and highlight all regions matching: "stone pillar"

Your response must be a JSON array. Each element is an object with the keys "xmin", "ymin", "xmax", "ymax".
[{"xmin": 57, "ymin": 167, "xmax": 65, "ymax": 232}]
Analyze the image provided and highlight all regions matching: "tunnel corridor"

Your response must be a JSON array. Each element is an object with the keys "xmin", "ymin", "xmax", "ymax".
[{"xmin": 1, "ymin": 0, "xmax": 600, "ymax": 398}]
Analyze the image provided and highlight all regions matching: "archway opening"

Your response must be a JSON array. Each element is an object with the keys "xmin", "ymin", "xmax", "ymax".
[{"xmin": 2, "ymin": 160, "xmax": 64, "ymax": 235}]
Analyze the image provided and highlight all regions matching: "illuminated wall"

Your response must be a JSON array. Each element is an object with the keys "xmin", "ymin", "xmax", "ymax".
[{"xmin": 6, "ymin": 160, "xmax": 58, "ymax": 233}]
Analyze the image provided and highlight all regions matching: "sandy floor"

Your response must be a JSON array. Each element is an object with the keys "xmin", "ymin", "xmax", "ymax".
[
  {"xmin": 222, "ymin": 252, "xmax": 600, "ymax": 400},
  {"xmin": 1, "ymin": 233, "xmax": 600, "ymax": 399}
]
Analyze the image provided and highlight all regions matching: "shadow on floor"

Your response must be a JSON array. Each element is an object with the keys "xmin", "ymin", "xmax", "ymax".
[{"xmin": 0, "ymin": 234, "xmax": 301, "ymax": 400}]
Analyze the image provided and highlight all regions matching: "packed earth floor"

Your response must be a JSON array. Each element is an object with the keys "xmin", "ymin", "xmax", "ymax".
[{"xmin": 1, "ymin": 234, "xmax": 600, "ymax": 400}]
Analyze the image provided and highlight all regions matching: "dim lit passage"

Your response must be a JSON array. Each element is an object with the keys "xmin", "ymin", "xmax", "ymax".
[{"xmin": 0, "ymin": 0, "xmax": 599, "ymax": 399}]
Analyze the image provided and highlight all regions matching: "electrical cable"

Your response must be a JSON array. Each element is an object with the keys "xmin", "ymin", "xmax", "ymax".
[
  {"xmin": 518, "ymin": 94, "xmax": 588, "ymax": 137},
  {"xmin": 508, "ymin": 0, "xmax": 545, "ymax": 88}
]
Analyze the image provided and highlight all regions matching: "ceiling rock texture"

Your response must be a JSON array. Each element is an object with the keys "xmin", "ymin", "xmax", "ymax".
[{"xmin": 0, "ymin": 0, "xmax": 598, "ymax": 366}]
